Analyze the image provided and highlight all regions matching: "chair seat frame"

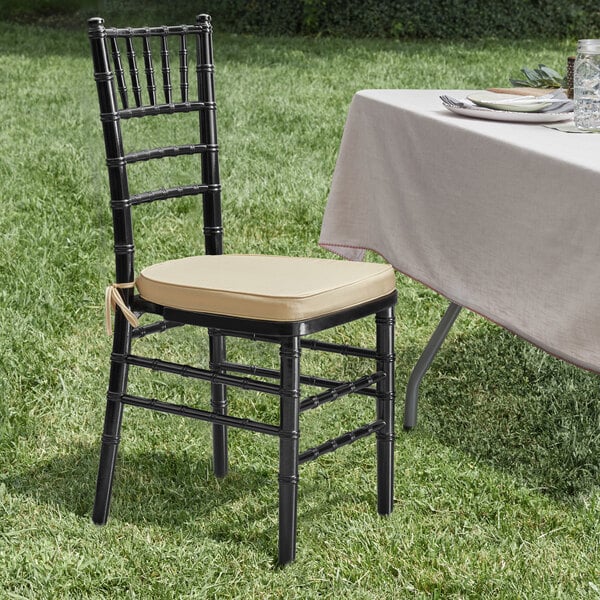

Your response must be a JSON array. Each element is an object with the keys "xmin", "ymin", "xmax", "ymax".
[{"xmin": 88, "ymin": 14, "xmax": 397, "ymax": 565}]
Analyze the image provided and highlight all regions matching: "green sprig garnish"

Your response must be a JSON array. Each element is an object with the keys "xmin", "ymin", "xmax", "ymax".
[{"xmin": 510, "ymin": 64, "xmax": 566, "ymax": 88}]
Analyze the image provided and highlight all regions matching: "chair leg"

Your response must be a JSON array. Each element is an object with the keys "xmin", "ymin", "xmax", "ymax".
[
  {"xmin": 376, "ymin": 307, "xmax": 395, "ymax": 515},
  {"xmin": 92, "ymin": 397, "xmax": 125, "ymax": 524},
  {"xmin": 209, "ymin": 331, "xmax": 228, "ymax": 478},
  {"xmin": 278, "ymin": 336, "xmax": 301, "ymax": 566},
  {"xmin": 93, "ymin": 316, "xmax": 130, "ymax": 525}
]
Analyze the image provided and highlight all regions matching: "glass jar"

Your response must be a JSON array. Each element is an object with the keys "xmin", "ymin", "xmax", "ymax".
[{"xmin": 574, "ymin": 39, "xmax": 600, "ymax": 130}]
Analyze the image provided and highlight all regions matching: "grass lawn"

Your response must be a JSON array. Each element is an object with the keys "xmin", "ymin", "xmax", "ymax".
[{"xmin": 0, "ymin": 15, "xmax": 599, "ymax": 599}]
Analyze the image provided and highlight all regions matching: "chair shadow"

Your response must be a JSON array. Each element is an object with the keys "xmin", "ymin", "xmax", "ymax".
[
  {"xmin": 402, "ymin": 316, "xmax": 600, "ymax": 500},
  {"xmin": 5, "ymin": 441, "xmax": 375, "ymax": 560},
  {"xmin": 5, "ymin": 443, "xmax": 280, "ymax": 553}
]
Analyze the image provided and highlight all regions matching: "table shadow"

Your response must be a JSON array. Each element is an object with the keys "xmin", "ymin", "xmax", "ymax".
[{"xmin": 403, "ymin": 317, "xmax": 600, "ymax": 500}]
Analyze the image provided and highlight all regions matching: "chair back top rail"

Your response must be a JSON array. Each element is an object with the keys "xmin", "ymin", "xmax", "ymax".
[
  {"xmin": 102, "ymin": 24, "xmax": 206, "ymax": 37},
  {"xmin": 89, "ymin": 16, "xmax": 212, "ymax": 111}
]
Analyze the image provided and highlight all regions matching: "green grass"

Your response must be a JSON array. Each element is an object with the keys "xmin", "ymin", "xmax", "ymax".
[{"xmin": 1, "ymin": 17, "xmax": 599, "ymax": 598}]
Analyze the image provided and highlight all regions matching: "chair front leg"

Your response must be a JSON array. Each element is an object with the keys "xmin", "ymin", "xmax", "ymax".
[
  {"xmin": 93, "ymin": 314, "xmax": 131, "ymax": 525},
  {"xmin": 278, "ymin": 336, "xmax": 301, "ymax": 566},
  {"xmin": 376, "ymin": 307, "xmax": 395, "ymax": 515},
  {"xmin": 209, "ymin": 331, "xmax": 228, "ymax": 478}
]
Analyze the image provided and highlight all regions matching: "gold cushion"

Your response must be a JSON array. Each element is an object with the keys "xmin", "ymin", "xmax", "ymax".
[{"xmin": 136, "ymin": 254, "xmax": 396, "ymax": 322}]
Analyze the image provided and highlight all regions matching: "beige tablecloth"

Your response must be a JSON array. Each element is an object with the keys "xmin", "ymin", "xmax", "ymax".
[{"xmin": 320, "ymin": 90, "xmax": 600, "ymax": 372}]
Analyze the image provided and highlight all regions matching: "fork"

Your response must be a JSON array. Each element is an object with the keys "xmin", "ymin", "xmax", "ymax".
[{"xmin": 439, "ymin": 95, "xmax": 469, "ymax": 108}]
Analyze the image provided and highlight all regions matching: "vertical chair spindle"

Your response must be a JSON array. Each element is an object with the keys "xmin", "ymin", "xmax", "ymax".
[
  {"xmin": 110, "ymin": 37, "xmax": 128, "ymax": 108},
  {"xmin": 179, "ymin": 34, "xmax": 189, "ymax": 102},
  {"xmin": 125, "ymin": 35, "xmax": 142, "ymax": 107},
  {"xmin": 142, "ymin": 37, "xmax": 157, "ymax": 105},
  {"xmin": 160, "ymin": 32, "xmax": 172, "ymax": 104}
]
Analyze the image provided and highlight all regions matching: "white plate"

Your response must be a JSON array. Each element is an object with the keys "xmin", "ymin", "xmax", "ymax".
[
  {"xmin": 443, "ymin": 104, "xmax": 574, "ymax": 123},
  {"xmin": 467, "ymin": 91, "xmax": 552, "ymax": 112}
]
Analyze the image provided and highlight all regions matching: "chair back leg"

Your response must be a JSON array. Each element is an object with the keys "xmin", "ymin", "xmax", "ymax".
[
  {"xmin": 209, "ymin": 331, "xmax": 228, "ymax": 477},
  {"xmin": 278, "ymin": 336, "xmax": 301, "ymax": 565},
  {"xmin": 376, "ymin": 307, "xmax": 395, "ymax": 515}
]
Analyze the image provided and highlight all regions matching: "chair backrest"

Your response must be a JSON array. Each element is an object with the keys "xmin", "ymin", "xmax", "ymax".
[{"xmin": 87, "ymin": 14, "xmax": 223, "ymax": 289}]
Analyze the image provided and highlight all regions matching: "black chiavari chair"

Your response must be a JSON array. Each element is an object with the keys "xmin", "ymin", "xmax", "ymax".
[{"xmin": 87, "ymin": 14, "xmax": 397, "ymax": 565}]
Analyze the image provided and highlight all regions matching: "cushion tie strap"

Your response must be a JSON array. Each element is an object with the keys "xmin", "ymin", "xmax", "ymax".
[{"xmin": 105, "ymin": 282, "xmax": 139, "ymax": 335}]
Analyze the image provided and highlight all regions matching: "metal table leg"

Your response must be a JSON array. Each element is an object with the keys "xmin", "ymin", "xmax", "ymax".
[{"xmin": 404, "ymin": 302, "xmax": 462, "ymax": 430}]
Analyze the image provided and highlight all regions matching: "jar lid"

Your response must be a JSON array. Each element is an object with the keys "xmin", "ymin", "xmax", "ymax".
[{"xmin": 578, "ymin": 39, "xmax": 600, "ymax": 52}]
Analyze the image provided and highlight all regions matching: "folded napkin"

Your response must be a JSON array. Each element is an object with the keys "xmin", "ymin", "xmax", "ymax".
[
  {"xmin": 544, "ymin": 121, "xmax": 600, "ymax": 133},
  {"xmin": 487, "ymin": 87, "xmax": 556, "ymax": 97},
  {"xmin": 507, "ymin": 90, "xmax": 573, "ymax": 113}
]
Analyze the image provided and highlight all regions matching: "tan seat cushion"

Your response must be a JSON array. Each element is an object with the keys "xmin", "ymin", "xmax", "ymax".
[{"xmin": 136, "ymin": 254, "xmax": 396, "ymax": 322}]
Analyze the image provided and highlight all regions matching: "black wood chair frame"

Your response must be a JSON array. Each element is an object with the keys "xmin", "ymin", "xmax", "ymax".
[{"xmin": 88, "ymin": 14, "xmax": 396, "ymax": 565}]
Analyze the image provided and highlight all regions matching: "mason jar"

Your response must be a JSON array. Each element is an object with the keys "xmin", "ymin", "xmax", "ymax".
[{"xmin": 574, "ymin": 39, "xmax": 600, "ymax": 130}]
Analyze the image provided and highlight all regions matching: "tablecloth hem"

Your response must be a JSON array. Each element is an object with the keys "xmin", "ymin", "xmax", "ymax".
[
  {"xmin": 320, "ymin": 240, "xmax": 600, "ymax": 375},
  {"xmin": 402, "ymin": 268, "xmax": 600, "ymax": 376}
]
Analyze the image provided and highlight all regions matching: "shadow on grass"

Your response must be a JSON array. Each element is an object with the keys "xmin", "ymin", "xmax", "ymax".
[
  {"xmin": 6, "ymin": 443, "xmax": 272, "ymax": 519},
  {"xmin": 4, "ymin": 441, "xmax": 376, "ymax": 558},
  {"xmin": 405, "ymin": 315, "xmax": 600, "ymax": 500},
  {"xmin": 4, "ymin": 442, "xmax": 280, "ymax": 556}
]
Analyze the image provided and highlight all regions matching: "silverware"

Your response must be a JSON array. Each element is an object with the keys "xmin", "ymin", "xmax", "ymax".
[{"xmin": 439, "ymin": 95, "xmax": 468, "ymax": 108}]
